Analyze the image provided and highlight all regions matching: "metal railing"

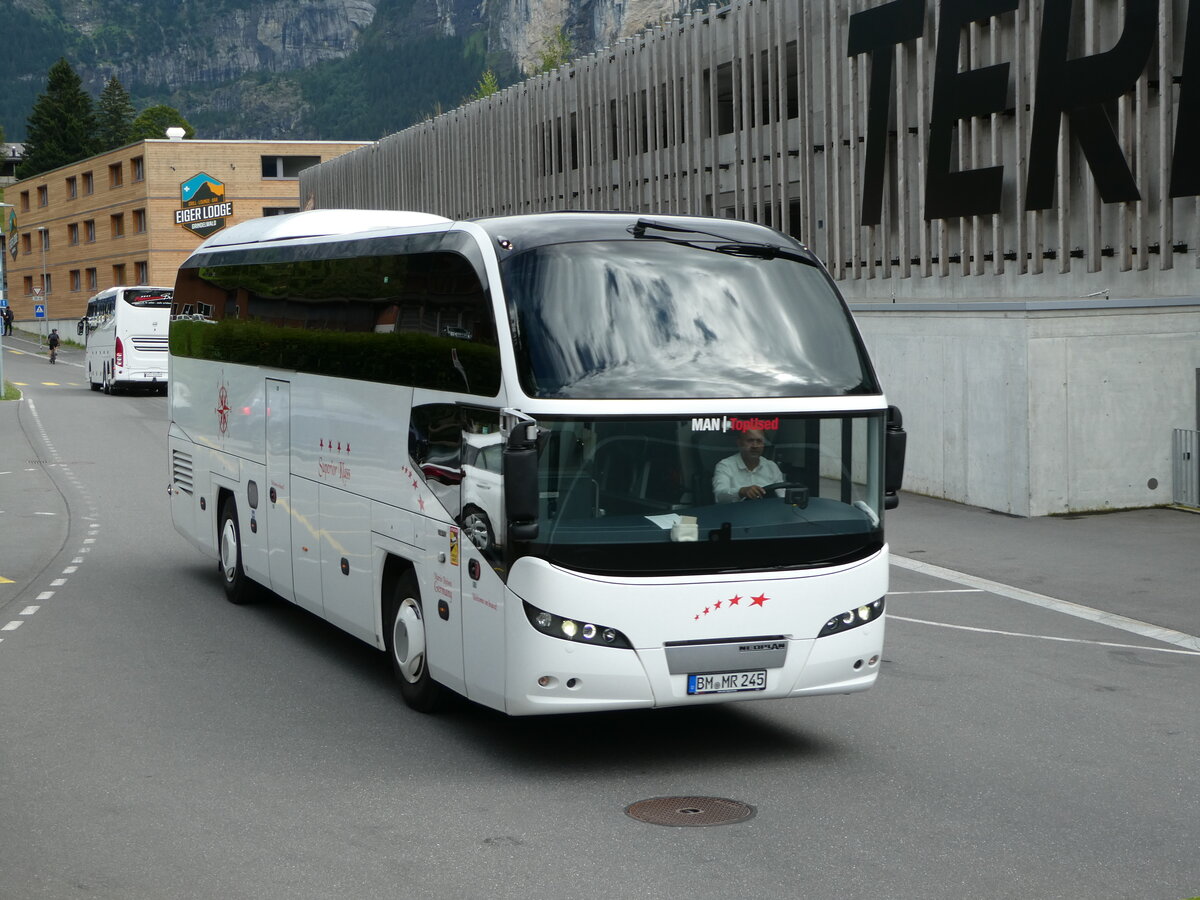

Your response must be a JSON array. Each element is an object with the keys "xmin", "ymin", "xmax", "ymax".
[{"xmin": 1173, "ymin": 429, "xmax": 1199, "ymax": 508}]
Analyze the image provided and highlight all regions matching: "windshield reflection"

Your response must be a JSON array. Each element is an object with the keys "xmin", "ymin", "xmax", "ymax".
[{"xmin": 503, "ymin": 240, "xmax": 878, "ymax": 399}]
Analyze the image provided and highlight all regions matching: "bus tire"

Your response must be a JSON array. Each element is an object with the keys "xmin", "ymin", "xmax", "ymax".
[
  {"xmin": 386, "ymin": 573, "xmax": 444, "ymax": 712},
  {"xmin": 219, "ymin": 497, "xmax": 255, "ymax": 605}
]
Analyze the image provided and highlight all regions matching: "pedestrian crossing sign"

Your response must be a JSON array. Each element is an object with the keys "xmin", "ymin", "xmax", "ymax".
[{"xmin": 34, "ymin": 304, "xmax": 45, "ymax": 318}]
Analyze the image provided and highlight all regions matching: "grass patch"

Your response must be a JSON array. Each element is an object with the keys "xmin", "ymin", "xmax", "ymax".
[{"xmin": 2, "ymin": 381, "xmax": 22, "ymax": 401}]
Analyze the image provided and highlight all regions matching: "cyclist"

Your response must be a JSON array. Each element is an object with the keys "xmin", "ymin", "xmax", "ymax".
[{"xmin": 48, "ymin": 328, "xmax": 60, "ymax": 364}]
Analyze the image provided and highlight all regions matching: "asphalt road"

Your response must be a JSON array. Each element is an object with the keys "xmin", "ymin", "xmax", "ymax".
[{"xmin": 2, "ymin": 336, "xmax": 1198, "ymax": 900}]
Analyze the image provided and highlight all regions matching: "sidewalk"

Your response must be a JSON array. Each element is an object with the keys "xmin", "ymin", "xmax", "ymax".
[{"xmin": 887, "ymin": 492, "xmax": 1198, "ymax": 638}]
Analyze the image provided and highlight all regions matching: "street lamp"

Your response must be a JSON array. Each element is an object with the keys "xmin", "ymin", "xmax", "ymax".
[
  {"xmin": 0, "ymin": 202, "xmax": 15, "ymax": 395},
  {"xmin": 37, "ymin": 225, "xmax": 49, "ymax": 347}
]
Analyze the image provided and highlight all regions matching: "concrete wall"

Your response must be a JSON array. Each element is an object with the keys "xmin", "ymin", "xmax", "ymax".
[{"xmin": 854, "ymin": 301, "xmax": 1200, "ymax": 515}]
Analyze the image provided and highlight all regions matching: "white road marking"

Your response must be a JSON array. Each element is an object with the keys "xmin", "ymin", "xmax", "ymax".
[
  {"xmin": 2, "ymin": 621, "xmax": 22, "ymax": 631},
  {"xmin": 36, "ymin": 592, "xmax": 54, "ymax": 601},
  {"xmin": 63, "ymin": 567, "xmax": 78, "ymax": 573},
  {"xmin": 889, "ymin": 615, "xmax": 1200, "ymax": 657},
  {"xmin": 20, "ymin": 606, "xmax": 39, "ymax": 615},
  {"xmin": 892, "ymin": 555, "xmax": 1200, "ymax": 652},
  {"xmin": 50, "ymin": 578, "xmax": 66, "ymax": 586},
  {"xmin": 889, "ymin": 589, "xmax": 984, "ymax": 595}
]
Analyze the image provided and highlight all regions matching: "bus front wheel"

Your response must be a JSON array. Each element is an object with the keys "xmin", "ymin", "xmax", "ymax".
[
  {"xmin": 387, "ymin": 574, "xmax": 444, "ymax": 712},
  {"xmin": 219, "ymin": 497, "xmax": 255, "ymax": 605}
]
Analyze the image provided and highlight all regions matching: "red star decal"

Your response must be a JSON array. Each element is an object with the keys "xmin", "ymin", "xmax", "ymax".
[
  {"xmin": 418, "ymin": 496, "xmax": 425, "ymax": 511},
  {"xmin": 411, "ymin": 480, "xmax": 418, "ymax": 489},
  {"xmin": 703, "ymin": 607, "xmax": 710, "ymax": 615},
  {"xmin": 713, "ymin": 600, "xmax": 722, "ymax": 610},
  {"xmin": 346, "ymin": 444, "xmax": 351, "ymax": 453},
  {"xmin": 320, "ymin": 439, "xmax": 325, "ymax": 448},
  {"xmin": 750, "ymin": 594, "xmax": 768, "ymax": 607},
  {"xmin": 728, "ymin": 595, "xmax": 741, "ymax": 606},
  {"xmin": 694, "ymin": 615, "xmax": 700, "ymax": 621}
]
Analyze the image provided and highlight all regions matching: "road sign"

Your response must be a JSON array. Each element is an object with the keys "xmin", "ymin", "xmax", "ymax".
[
  {"xmin": 0, "ymin": 299, "xmax": 7, "ymax": 308},
  {"xmin": 34, "ymin": 304, "xmax": 45, "ymax": 318},
  {"xmin": 32, "ymin": 286, "xmax": 42, "ymax": 297}
]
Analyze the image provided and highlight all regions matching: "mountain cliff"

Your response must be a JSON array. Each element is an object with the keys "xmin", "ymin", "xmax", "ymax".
[{"xmin": 0, "ymin": 0, "xmax": 693, "ymax": 142}]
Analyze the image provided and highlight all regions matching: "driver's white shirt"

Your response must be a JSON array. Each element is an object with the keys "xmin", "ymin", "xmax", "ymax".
[{"xmin": 712, "ymin": 453, "xmax": 784, "ymax": 503}]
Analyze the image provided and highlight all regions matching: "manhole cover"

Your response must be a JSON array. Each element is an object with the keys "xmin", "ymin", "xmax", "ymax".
[{"xmin": 625, "ymin": 796, "xmax": 755, "ymax": 827}]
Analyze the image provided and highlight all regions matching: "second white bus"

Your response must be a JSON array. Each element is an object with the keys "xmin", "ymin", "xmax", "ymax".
[{"xmin": 77, "ymin": 285, "xmax": 173, "ymax": 394}]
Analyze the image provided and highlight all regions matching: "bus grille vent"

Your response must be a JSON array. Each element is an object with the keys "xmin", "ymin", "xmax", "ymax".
[
  {"xmin": 132, "ymin": 335, "xmax": 169, "ymax": 352},
  {"xmin": 172, "ymin": 450, "xmax": 194, "ymax": 495}
]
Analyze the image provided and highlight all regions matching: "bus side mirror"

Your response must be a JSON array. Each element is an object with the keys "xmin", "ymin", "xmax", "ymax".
[
  {"xmin": 504, "ymin": 421, "xmax": 540, "ymax": 541},
  {"xmin": 884, "ymin": 405, "xmax": 906, "ymax": 510}
]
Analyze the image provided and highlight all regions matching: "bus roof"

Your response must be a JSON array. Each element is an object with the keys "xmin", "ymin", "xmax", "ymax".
[{"xmin": 195, "ymin": 209, "xmax": 452, "ymax": 250}]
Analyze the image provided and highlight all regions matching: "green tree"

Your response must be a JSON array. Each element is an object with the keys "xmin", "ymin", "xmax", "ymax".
[
  {"xmin": 528, "ymin": 27, "xmax": 573, "ymax": 76},
  {"xmin": 96, "ymin": 76, "xmax": 136, "ymax": 150},
  {"xmin": 16, "ymin": 58, "xmax": 97, "ymax": 178},
  {"xmin": 129, "ymin": 104, "xmax": 196, "ymax": 141},
  {"xmin": 467, "ymin": 69, "xmax": 500, "ymax": 102}
]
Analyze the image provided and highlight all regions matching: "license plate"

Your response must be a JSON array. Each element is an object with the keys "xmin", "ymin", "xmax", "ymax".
[{"xmin": 687, "ymin": 670, "xmax": 767, "ymax": 695}]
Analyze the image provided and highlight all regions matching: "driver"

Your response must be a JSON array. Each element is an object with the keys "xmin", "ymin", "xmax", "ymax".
[{"xmin": 712, "ymin": 428, "xmax": 784, "ymax": 502}]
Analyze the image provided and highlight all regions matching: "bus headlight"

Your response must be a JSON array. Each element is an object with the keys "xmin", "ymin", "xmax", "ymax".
[
  {"xmin": 523, "ymin": 601, "xmax": 632, "ymax": 649},
  {"xmin": 818, "ymin": 597, "xmax": 884, "ymax": 638}
]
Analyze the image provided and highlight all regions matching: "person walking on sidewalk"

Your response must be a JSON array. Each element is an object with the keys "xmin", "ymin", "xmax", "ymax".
[
  {"xmin": 1, "ymin": 306, "xmax": 13, "ymax": 336},
  {"xmin": 47, "ymin": 328, "xmax": 60, "ymax": 364}
]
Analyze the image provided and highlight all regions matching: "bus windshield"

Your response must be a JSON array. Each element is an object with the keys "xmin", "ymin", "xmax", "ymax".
[
  {"xmin": 520, "ymin": 412, "xmax": 885, "ymax": 576},
  {"xmin": 502, "ymin": 239, "xmax": 878, "ymax": 399}
]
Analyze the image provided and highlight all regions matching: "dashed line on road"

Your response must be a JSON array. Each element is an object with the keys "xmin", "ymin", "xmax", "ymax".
[
  {"xmin": 890, "ymin": 615, "xmax": 1200, "ymax": 657},
  {"xmin": 892, "ymin": 555, "xmax": 1200, "ymax": 652}
]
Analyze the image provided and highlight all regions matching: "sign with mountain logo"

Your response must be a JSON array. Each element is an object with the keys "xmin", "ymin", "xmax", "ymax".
[{"xmin": 175, "ymin": 173, "xmax": 233, "ymax": 238}]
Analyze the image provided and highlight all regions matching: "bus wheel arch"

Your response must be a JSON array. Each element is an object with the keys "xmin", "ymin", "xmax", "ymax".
[
  {"xmin": 383, "ymin": 563, "xmax": 444, "ymax": 712},
  {"xmin": 218, "ymin": 492, "xmax": 255, "ymax": 605}
]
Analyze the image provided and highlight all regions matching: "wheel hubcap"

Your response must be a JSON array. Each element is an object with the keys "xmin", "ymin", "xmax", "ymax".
[
  {"xmin": 393, "ymin": 598, "xmax": 426, "ymax": 683},
  {"xmin": 220, "ymin": 519, "xmax": 238, "ymax": 582}
]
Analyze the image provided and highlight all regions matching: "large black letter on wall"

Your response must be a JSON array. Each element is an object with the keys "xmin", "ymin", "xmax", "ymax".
[
  {"xmin": 1025, "ymin": 0, "xmax": 1155, "ymax": 210},
  {"xmin": 925, "ymin": 0, "xmax": 1019, "ymax": 220},
  {"xmin": 847, "ymin": 0, "xmax": 926, "ymax": 226},
  {"xmin": 1170, "ymin": 0, "xmax": 1200, "ymax": 197}
]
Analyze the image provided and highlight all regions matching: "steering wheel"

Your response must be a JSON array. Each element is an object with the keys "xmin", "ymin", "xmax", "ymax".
[{"xmin": 759, "ymin": 481, "xmax": 805, "ymax": 495}]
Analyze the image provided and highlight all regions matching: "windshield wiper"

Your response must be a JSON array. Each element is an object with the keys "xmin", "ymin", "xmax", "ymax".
[{"xmin": 629, "ymin": 218, "xmax": 816, "ymax": 265}]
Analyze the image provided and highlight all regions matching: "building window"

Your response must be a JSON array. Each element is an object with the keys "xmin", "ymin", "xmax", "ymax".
[
  {"xmin": 135, "ymin": 261, "xmax": 148, "ymax": 283},
  {"xmin": 39, "ymin": 229, "xmax": 50, "ymax": 251},
  {"xmin": 68, "ymin": 223, "xmax": 79, "ymax": 245},
  {"xmin": 21, "ymin": 233, "xmax": 31, "ymax": 254},
  {"xmin": 131, "ymin": 156, "xmax": 144, "ymax": 181},
  {"xmin": 261, "ymin": 155, "xmax": 321, "ymax": 179},
  {"xmin": 133, "ymin": 208, "xmax": 147, "ymax": 233},
  {"xmin": 71, "ymin": 270, "xmax": 81, "ymax": 291},
  {"xmin": 110, "ymin": 213, "xmax": 125, "ymax": 238},
  {"xmin": 109, "ymin": 163, "xmax": 123, "ymax": 188},
  {"xmin": 42, "ymin": 273, "xmax": 51, "ymax": 294},
  {"xmin": 23, "ymin": 276, "xmax": 33, "ymax": 295},
  {"xmin": 20, "ymin": 191, "xmax": 30, "ymax": 211},
  {"xmin": 83, "ymin": 172, "xmax": 94, "ymax": 194},
  {"xmin": 37, "ymin": 185, "xmax": 48, "ymax": 206},
  {"xmin": 85, "ymin": 220, "xmax": 96, "ymax": 243},
  {"xmin": 66, "ymin": 176, "xmax": 78, "ymax": 199},
  {"xmin": 113, "ymin": 264, "xmax": 127, "ymax": 285},
  {"xmin": 263, "ymin": 206, "xmax": 300, "ymax": 216},
  {"xmin": 87, "ymin": 268, "xmax": 98, "ymax": 291}
]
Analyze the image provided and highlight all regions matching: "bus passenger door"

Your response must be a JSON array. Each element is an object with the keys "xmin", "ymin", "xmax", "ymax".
[
  {"xmin": 265, "ymin": 379, "xmax": 295, "ymax": 602},
  {"xmin": 424, "ymin": 520, "xmax": 466, "ymax": 696}
]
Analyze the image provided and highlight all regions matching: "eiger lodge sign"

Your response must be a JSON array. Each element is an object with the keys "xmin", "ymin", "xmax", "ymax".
[
  {"xmin": 175, "ymin": 173, "xmax": 233, "ymax": 238},
  {"xmin": 848, "ymin": 0, "xmax": 1200, "ymax": 225}
]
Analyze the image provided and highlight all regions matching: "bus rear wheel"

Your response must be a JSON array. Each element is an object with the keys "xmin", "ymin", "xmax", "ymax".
[
  {"xmin": 219, "ymin": 497, "xmax": 255, "ymax": 605},
  {"xmin": 387, "ymin": 573, "xmax": 444, "ymax": 712}
]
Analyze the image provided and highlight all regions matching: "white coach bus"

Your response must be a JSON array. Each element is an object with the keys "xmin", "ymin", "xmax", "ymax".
[
  {"xmin": 167, "ymin": 209, "xmax": 906, "ymax": 715},
  {"xmin": 77, "ymin": 285, "xmax": 173, "ymax": 394}
]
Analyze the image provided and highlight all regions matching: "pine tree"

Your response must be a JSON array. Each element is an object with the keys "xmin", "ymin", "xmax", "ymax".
[
  {"xmin": 17, "ymin": 58, "xmax": 97, "ymax": 179},
  {"xmin": 129, "ymin": 105, "xmax": 196, "ymax": 141},
  {"xmin": 96, "ymin": 76, "xmax": 136, "ymax": 150}
]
